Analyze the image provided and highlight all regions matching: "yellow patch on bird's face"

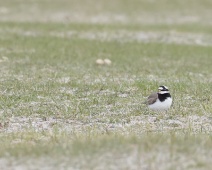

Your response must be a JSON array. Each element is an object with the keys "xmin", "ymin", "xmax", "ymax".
[{"xmin": 158, "ymin": 87, "xmax": 163, "ymax": 92}]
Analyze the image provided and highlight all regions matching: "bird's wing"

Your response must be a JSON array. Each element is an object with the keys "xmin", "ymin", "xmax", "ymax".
[{"xmin": 147, "ymin": 92, "xmax": 158, "ymax": 105}]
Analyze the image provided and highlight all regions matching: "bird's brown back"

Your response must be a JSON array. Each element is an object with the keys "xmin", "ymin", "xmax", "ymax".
[{"xmin": 147, "ymin": 92, "xmax": 158, "ymax": 105}]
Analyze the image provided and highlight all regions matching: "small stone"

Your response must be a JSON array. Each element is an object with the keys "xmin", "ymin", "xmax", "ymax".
[
  {"xmin": 95, "ymin": 59, "xmax": 104, "ymax": 65},
  {"xmin": 104, "ymin": 58, "xmax": 112, "ymax": 65}
]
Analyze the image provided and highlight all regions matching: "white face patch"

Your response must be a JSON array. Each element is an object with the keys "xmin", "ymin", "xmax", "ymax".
[
  {"xmin": 158, "ymin": 85, "xmax": 169, "ymax": 91},
  {"xmin": 158, "ymin": 91, "xmax": 170, "ymax": 94},
  {"xmin": 158, "ymin": 87, "xmax": 163, "ymax": 90}
]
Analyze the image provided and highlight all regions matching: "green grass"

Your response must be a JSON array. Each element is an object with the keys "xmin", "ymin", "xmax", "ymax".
[
  {"xmin": 1, "ymin": 131, "xmax": 211, "ymax": 169},
  {"xmin": 0, "ymin": 0, "xmax": 212, "ymax": 169},
  {"xmin": 0, "ymin": 132, "xmax": 212, "ymax": 169}
]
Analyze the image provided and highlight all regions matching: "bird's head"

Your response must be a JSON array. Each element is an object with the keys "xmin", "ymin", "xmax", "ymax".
[{"xmin": 158, "ymin": 85, "xmax": 169, "ymax": 94}]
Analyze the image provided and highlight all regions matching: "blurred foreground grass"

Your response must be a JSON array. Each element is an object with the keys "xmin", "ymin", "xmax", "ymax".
[{"xmin": 0, "ymin": 132, "xmax": 212, "ymax": 169}]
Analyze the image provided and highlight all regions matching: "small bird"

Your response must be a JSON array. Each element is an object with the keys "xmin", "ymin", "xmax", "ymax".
[{"xmin": 146, "ymin": 85, "xmax": 172, "ymax": 111}]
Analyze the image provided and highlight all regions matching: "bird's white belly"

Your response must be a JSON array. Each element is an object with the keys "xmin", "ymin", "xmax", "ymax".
[{"xmin": 148, "ymin": 98, "xmax": 172, "ymax": 111}]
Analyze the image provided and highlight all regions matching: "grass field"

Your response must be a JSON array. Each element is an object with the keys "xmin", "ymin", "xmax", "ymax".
[{"xmin": 0, "ymin": 0, "xmax": 212, "ymax": 169}]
